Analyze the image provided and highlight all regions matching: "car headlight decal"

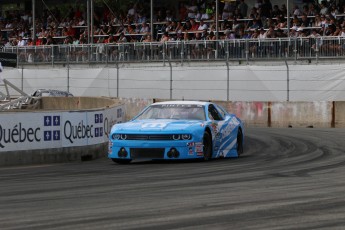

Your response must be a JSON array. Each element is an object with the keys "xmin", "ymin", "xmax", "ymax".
[
  {"xmin": 120, "ymin": 134, "xmax": 127, "ymax": 140},
  {"xmin": 173, "ymin": 134, "xmax": 181, "ymax": 140}
]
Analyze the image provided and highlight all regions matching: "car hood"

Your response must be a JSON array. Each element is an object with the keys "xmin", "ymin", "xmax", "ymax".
[{"xmin": 113, "ymin": 119, "xmax": 203, "ymax": 132}]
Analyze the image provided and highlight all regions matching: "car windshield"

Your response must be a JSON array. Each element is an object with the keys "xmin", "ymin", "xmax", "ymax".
[{"xmin": 135, "ymin": 104, "xmax": 206, "ymax": 120}]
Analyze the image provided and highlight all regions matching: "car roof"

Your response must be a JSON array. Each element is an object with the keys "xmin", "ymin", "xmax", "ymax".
[{"xmin": 152, "ymin": 101, "xmax": 209, "ymax": 106}]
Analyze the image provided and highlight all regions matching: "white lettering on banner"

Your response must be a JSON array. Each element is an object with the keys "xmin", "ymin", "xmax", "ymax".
[{"xmin": 0, "ymin": 104, "xmax": 125, "ymax": 152}]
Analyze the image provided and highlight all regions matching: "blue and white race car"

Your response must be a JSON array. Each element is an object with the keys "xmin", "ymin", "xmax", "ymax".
[{"xmin": 108, "ymin": 101, "xmax": 244, "ymax": 164}]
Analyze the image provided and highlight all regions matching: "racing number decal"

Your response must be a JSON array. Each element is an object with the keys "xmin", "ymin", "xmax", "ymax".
[{"xmin": 141, "ymin": 123, "xmax": 166, "ymax": 129}]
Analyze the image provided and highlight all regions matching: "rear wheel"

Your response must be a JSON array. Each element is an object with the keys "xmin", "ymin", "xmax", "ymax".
[
  {"xmin": 203, "ymin": 132, "xmax": 212, "ymax": 161},
  {"xmin": 237, "ymin": 129, "xmax": 244, "ymax": 156},
  {"xmin": 111, "ymin": 158, "xmax": 132, "ymax": 164}
]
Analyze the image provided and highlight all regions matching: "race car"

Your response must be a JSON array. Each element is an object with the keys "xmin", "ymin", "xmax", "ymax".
[{"xmin": 108, "ymin": 101, "xmax": 244, "ymax": 164}]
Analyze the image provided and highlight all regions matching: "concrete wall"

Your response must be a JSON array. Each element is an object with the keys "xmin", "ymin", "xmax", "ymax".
[
  {"xmin": 123, "ymin": 100, "xmax": 345, "ymax": 128},
  {"xmin": 0, "ymin": 144, "xmax": 107, "ymax": 166},
  {"xmin": 0, "ymin": 97, "xmax": 124, "ymax": 167},
  {"xmin": 39, "ymin": 97, "xmax": 120, "ymax": 110},
  {"xmin": 335, "ymin": 102, "xmax": 345, "ymax": 127}
]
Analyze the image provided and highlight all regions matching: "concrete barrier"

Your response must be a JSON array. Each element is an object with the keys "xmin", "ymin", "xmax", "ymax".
[
  {"xmin": 2, "ymin": 98, "xmax": 345, "ymax": 167},
  {"xmin": 125, "ymin": 100, "xmax": 345, "ymax": 128},
  {"xmin": 0, "ymin": 97, "xmax": 124, "ymax": 167},
  {"xmin": 335, "ymin": 102, "xmax": 345, "ymax": 127}
]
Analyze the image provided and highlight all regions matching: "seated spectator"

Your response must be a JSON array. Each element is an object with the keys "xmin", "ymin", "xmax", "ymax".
[
  {"xmin": 140, "ymin": 22, "xmax": 150, "ymax": 34},
  {"xmin": 189, "ymin": 18, "xmax": 199, "ymax": 31},
  {"xmin": 160, "ymin": 32, "xmax": 170, "ymax": 42},
  {"xmin": 175, "ymin": 20, "xmax": 184, "ymax": 34},
  {"xmin": 200, "ymin": 9, "xmax": 210, "ymax": 20},
  {"xmin": 118, "ymin": 32, "xmax": 127, "ymax": 43},
  {"xmin": 248, "ymin": 18, "xmax": 261, "ymax": 30},
  {"xmin": 183, "ymin": 19, "xmax": 192, "ymax": 31},
  {"xmin": 17, "ymin": 36, "xmax": 26, "ymax": 46},
  {"xmin": 313, "ymin": 15, "xmax": 322, "ymax": 27},
  {"xmin": 197, "ymin": 19, "xmax": 208, "ymax": 31},
  {"xmin": 142, "ymin": 34, "xmax": 152, "ymax": 42}
]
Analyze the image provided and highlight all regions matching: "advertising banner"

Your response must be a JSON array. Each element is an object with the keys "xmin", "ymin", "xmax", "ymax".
[
  {"xmin": 0, "ymin": 104, "xmax": 125, "ymax": 152},
  {"xmin": 0, "ymin": 53, "xmax": 17, "ymax": 67}
]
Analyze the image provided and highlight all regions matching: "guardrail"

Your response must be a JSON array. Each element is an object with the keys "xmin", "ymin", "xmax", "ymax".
[{"xmin": 2, "ymin": 36, "xmax": 345, "ymax": 65}]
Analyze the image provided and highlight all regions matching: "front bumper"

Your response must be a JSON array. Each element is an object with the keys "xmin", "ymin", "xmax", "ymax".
[{"xmin": 108, "ymin": 140, "xmax": 204, "ymax": 160}]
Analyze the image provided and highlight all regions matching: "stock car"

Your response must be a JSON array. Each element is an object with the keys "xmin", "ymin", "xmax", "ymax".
[{"xmin": 108, "ymin": 101, "xmax": 244, "ymax": 164}]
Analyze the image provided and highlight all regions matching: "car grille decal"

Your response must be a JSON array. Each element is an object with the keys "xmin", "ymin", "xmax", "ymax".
[{"xmin": 125, "ymin": 134, "xmax": 174, "ymax": 140}]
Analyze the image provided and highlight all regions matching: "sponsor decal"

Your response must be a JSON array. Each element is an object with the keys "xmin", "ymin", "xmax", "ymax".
[
  {"xmin": 108, "ymin": 141, "xmax": 113, "ymax": 154},
  {"xmin": 187, "ymin": 142, "xmax": 195, "ymax": 147},
  {"xmin": 197, "ymin": 152, "xmax": 204, "ymax": 156},
  {"xmin": 188, "ymin": 148, "xmax": 194, "ymax": 155},
  {"xmin": 195, "ymin": 142, "xmax": 203, "ymax": 153}
]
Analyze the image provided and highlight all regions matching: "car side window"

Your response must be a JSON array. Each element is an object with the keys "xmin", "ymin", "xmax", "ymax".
[
  {"xmin": 208, "ymin": 104, "xmax": 223, "ymax": 121},
  {"xmin": 215, "ymin": 104, "xmax": 228, "ymax": 118}
]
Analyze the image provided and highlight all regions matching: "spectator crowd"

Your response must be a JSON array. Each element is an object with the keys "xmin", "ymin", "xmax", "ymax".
[{"xmin": 1, "ymin": 0, "xmax": 345, "ymax": 48}]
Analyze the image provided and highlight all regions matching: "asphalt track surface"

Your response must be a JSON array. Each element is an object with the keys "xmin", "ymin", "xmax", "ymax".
[{"xmin": 1, "ymin": 128, "xmax": 345, "ymax": 230}]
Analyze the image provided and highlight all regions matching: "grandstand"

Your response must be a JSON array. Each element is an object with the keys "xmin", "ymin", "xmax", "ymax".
[
  {"xmin": 1, "ymin": 0, "xmax": 345, "ymax": 106},
  {"xmin": 1, "ymin": 0, "xmax": 345, "ymax": 64}
]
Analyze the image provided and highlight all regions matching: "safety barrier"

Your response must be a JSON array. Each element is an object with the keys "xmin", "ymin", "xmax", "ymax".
[{"xmin": 3, "ymin": 37, "xmax": 345, "ymax": 65}]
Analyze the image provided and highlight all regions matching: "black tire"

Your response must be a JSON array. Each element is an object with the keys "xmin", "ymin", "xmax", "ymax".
[
  {"xmin": 203, "ymin": 131, "xmax": 212, "ymax": 161},
  {"xmin": 111, "ymin": 158, "xmax": 132, "ymax": 164},
  {"xmin": 237, "ymin": 129, "xmax": 244, "ymax": 156}
]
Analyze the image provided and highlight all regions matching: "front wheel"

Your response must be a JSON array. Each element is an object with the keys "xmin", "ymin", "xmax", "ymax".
[
  {"xmin": 111, "ymin": 158, "xmax": 132, "ymax": 164},
  {"xmin": 203, "ymin": 132, "xmax": 212, "ymax": 161},
  {"xmin": 237, "ymin": 129, "xmax": 244, "ymax": 156}
]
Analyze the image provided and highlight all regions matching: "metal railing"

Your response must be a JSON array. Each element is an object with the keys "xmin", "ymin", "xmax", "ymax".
[{"xmin": 3, "ymin": 37, "xmax": 345, "ymax": 65}]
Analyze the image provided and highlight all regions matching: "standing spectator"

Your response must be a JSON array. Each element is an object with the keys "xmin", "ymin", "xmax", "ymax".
[
  {"xmin": 319, "ymin": 2, "xmax": 329, "ymax": 16},
  {"xmin": 293, "ymin": 5, "xmax": 302, "ymax": 16},
  {"xmin": 260, "ymin": 0, "xmax": 272, "ymax": 20},
  {"xmin": 280, "ymin": 4, "xmax": 287, "ymax": 17},
  {"xmin": 154, "ymin": 9, "xmax": 165, "ymax": 22},
  {"xmin": 186, "ymin": 0, "xmax": 198, "ymax": 19},
  {"xmin": 255, "ymin": 0, "xmax": 263, "ymax": 9},
  {"xmin": 238, "ymin": 0, "xmax": 248, "ymax": 18},
  {"xmin": 300, "ymin": 14, "xmax": 311, "ymax": 27},
  {"xmin": 330, "ymin": 5, "xmax": 339, "ymax": 18},
  {"xmin": 271, "ymin": 5, "xmax": 282, "ymax": 18},
  {"xmin": 179, "ymin": 2, "xmax": 188, "ymax": 21},
  {"xmin": 165, "ymin": 10, "xmax": 174, "ymax": 22},
  {"xmin": 307, "ymin": 3, "xmax": 317, "ymax": 16}
]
